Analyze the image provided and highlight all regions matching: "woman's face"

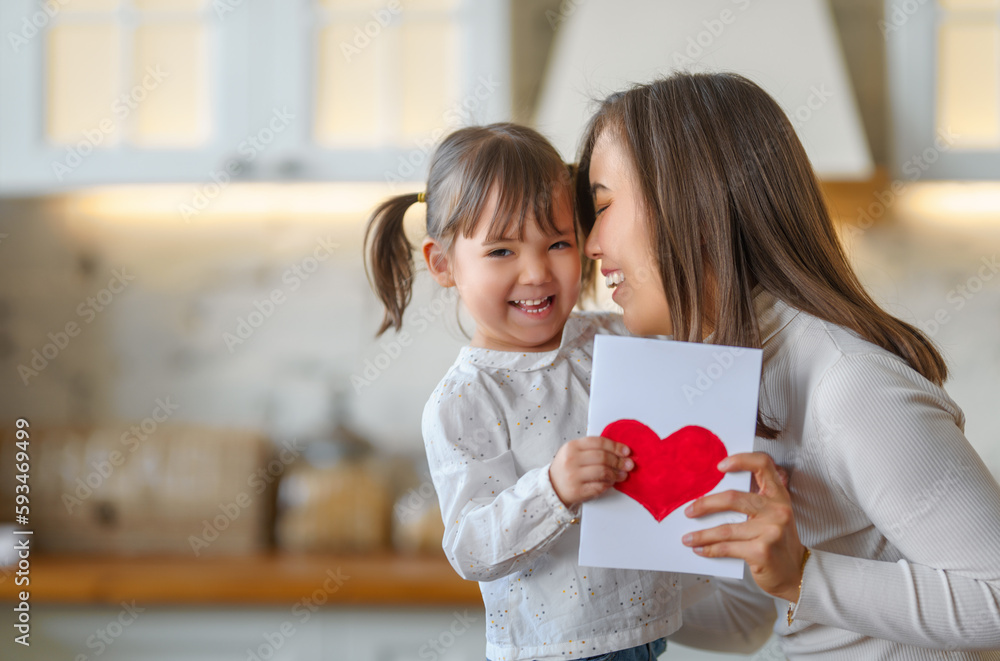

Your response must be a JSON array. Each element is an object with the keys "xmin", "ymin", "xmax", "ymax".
[{"xmin": 585, "ymin": 129, "xmax": 673, "ymax": 336}]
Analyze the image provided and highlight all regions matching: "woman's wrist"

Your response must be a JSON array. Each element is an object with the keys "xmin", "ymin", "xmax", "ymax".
[{"xmin": 785, "ymin": 547, "xmax": 811, "ymax": 624}]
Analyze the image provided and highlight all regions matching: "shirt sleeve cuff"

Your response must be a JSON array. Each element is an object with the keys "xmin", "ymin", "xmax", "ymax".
[
  {"xmin": 787, "ymin": 548, "xmax": 829, "ymax": 626},
  {"xmin": 539, "ymin": 462, "xmax": 581, "ymax": 524}
]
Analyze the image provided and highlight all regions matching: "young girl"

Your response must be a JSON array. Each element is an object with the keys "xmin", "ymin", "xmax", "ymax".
[{"xmin": 364, "ymin": 123, "xmax": 679, "ymax": 661}]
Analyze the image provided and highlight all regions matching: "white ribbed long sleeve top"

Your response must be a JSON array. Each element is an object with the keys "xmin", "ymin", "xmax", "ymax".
[{"xmin": 674, "ymin": 288, "xmax": 1000, "ymax": 660}]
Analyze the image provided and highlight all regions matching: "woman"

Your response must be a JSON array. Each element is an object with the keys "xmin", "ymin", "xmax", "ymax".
[{"xmin": 577, "ymin": 72, "xmax": 1000, "ymax": 659}]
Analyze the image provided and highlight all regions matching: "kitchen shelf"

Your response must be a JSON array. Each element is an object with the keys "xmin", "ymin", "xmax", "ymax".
[{"xmin": 0, "ymin": 551, "xmax": 481, "ymax": 607}]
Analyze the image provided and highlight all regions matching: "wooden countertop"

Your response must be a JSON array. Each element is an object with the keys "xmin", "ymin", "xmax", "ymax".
[{"xmin": 0, "ymin": 552, "xmax": 482, "ymax": 607}]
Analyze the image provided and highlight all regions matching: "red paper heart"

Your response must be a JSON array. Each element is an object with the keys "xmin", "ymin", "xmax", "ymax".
[{"xmin": 602, "ymin": 420, "xmax": 728, "ymax": 522}]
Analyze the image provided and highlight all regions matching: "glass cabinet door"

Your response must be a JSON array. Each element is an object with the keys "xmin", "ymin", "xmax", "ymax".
[
  {"xmin": 252, "ymin": 0, "xmax": 510, "ymax": 185},
  {"xmin": 0, "ymin": 0, "xmax": 253, "ymax": 193},
  {"xmin": 0, "ymin": 0, "xmax": 510, "ymax": 193},
  {"xmin": 887, "ymin": 0, "xmax": 1000, "ymax": 179}
]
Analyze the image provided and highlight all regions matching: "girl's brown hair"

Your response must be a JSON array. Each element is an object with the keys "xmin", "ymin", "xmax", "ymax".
[
  {"xmin": 576, "ymin": 72, "xmax": 947, "ymax": 438},
  {"xmin": 365, "ymin": 122, "xmax": 593, "ymax": 336}
]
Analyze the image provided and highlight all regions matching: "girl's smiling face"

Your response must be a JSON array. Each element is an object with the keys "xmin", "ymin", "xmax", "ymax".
[
  {"xmin": 585, "ymin": 129, "xmax": 673, "ymax": 337},
  {"xmin": 427, "ymin": 185, "xmax": 582, "ymax": 352}
]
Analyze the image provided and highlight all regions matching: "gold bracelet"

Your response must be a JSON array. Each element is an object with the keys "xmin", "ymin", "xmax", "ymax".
[{"xmin": 786, "ymin": 547, "xmax": 811, "ymax": 626}]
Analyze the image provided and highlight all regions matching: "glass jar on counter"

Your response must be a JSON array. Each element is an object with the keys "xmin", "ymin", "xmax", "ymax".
[{"xmin": 274, "ymin": 393, "xmax": 393, "ymax": 553}]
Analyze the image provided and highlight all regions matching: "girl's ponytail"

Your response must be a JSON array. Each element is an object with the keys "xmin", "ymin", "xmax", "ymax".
[{"xmin": 364, "ymin": 192, "xmax": 421, "ymax": 336}]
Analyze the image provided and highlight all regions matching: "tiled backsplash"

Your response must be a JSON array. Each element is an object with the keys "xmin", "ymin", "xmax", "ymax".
[
  {"xmin": 0, "ymin": 195, "xmax": 468, "ymax": 454},
  {"xmin": 0, "ymin": 195, "xmax": 997, "ymax": 481}
]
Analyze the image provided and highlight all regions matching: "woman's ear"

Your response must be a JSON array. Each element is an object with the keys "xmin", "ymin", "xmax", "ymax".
[{"xmin": 422, "ymin": 237, "xmax": 455, "ymax": 287}]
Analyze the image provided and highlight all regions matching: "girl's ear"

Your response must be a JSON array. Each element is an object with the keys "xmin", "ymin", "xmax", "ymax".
[{"xmin": 422, "ymin": 237, "xmax": 455, "ymax": 287}]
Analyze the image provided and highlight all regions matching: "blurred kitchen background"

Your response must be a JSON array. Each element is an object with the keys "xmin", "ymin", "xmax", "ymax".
[{"xmin": 0, "ymin": 0, "xmax": 998, "ymax": 659}]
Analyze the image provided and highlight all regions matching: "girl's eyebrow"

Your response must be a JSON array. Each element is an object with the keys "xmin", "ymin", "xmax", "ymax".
[
  {"xmin": 481, "ymin": 236, "xmax": 517, "ymax": 246},
  {"xmin": 481, "ymin": 227, "xmax": 574, "ymax": 245},
  {"xmin": 591, "ymin": 182, "xmax": 609, "ymax": 195}
]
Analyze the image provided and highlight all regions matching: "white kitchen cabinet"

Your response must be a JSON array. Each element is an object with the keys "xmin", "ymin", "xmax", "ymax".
[
  {"xmin": 0, "ymin": 0, "xmax": 253, "ymax": 193},
  {"xmin": 886, "ymin": 0, "xmax": 1000, "ymax": 179},
  {"xmin": 0, "ymin": 0, "xmax": 510, "ymax": 195}
]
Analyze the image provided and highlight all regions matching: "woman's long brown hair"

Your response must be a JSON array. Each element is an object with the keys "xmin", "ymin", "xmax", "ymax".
[{"xmin": 576, "ymin": 72, "xmax": 948, "ymax": 439}]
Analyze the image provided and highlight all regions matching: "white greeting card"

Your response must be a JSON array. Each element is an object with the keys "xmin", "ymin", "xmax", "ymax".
[{"xmin": 579, "ymin": 335, "xmax": 763, "ymax": 579}]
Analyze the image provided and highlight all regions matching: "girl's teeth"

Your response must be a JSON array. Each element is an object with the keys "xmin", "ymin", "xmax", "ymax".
[
  {"xmin": 512, "ymin": 297, "xmax": 552, "ymax": 313},
  {"xmin": 604, "ymin": 272, "xmax": 625, "ymax": 288}
]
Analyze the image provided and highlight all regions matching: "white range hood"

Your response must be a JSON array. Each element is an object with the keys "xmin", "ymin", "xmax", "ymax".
[{"xmin": 535, "ymin": 0, "xmax": 873, "ymax": 179}]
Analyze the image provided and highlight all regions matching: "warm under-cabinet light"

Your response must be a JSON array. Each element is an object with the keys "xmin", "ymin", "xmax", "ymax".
[
  {"xmin": 66, "ymin": 183, "xmax": 416, "ymax": 224},
  {"xmin": 896, "ymin": 182, "xmax": 1000, "ymax": 226}
]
